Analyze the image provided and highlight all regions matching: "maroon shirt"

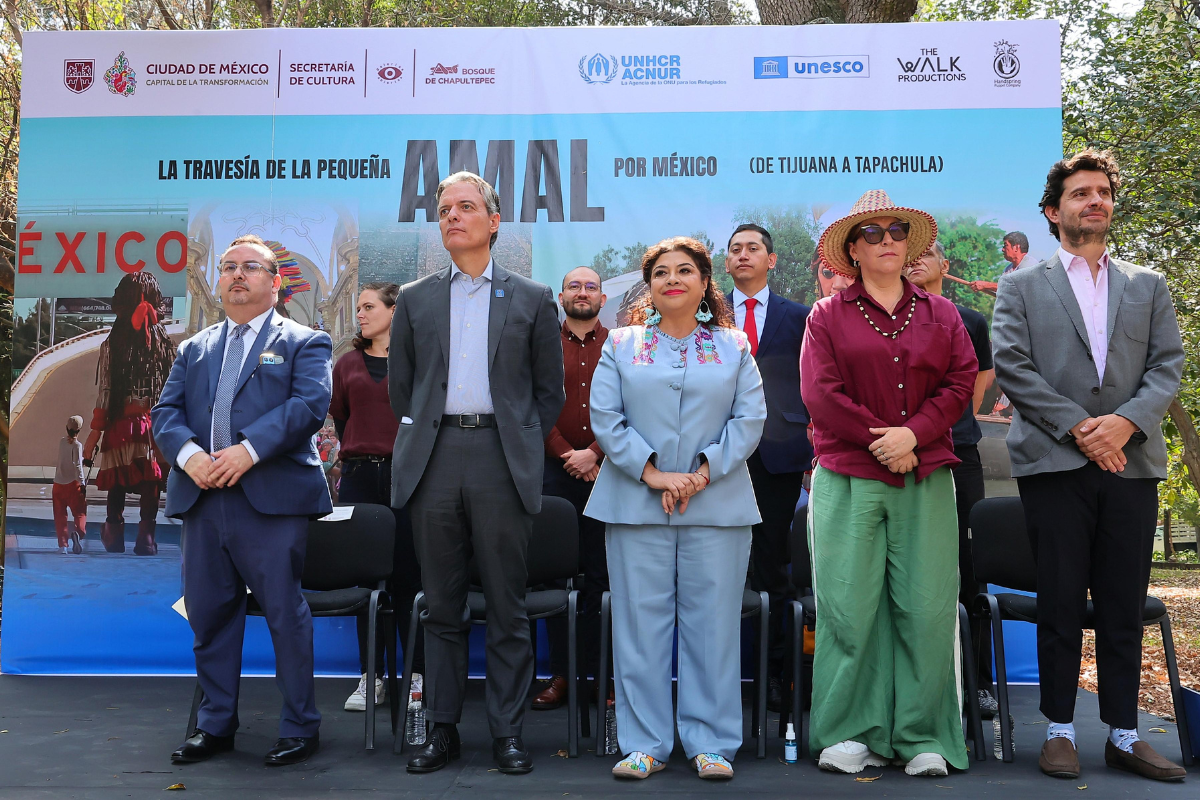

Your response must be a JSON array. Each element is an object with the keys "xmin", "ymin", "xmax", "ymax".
[
  {"xmin": 329, "ymin": 350, "xmax": 399, "ymax": 458},
  {"xmin": 545, "ymin": 320, "xmax": 608, "ymax": 459},
  {"xmin": 801, "ymin": 278, "xmax": 977, "ymax": 487}
]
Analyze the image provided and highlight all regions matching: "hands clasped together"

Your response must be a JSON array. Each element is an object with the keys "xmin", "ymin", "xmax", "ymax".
[
  {"xmin": 1069, "ymin": 414, "xmax": 1137, "ymax": 473},
  {"xmin": 642, "ymin": 461, "xmax": 711, "ymax": 516},
  {"xmin": 561, "ymin": 448, "xmax": 601, "ymax": 482},
  {"xmin": 868, "ymin": 426, "xmax": 920, "ymax": 474},
  {"xmin": 183, "ymin": 444, "xmax": 254, "ymax": 490}
]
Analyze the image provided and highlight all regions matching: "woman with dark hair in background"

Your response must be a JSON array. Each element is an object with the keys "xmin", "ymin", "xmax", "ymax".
[
  {"xmin": 329, "ymin": 282, "xmax": 426, "ymax": 716},
  {"xmin": 586, "ymin": 237, "xmax": 766, "ymax": 781},
  {"xmin": 84, "ymin": 271, "xmax": 177, "ymax": 556}
]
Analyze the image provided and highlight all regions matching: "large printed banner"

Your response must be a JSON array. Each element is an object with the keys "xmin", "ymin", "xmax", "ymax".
[{"xmin": 5, "ymin": 21, "xmax": 1059, "ymax": 676}]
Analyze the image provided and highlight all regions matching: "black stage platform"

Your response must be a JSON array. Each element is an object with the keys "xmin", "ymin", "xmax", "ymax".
[{"xmin": 0, "ymin": 675, "xmax": 1189, "ymax": 798}]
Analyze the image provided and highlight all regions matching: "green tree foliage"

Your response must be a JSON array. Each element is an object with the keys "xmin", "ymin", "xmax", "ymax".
[{"xmin": 934, "ymin": 215, "xmax": 1005, "ymax": 316}]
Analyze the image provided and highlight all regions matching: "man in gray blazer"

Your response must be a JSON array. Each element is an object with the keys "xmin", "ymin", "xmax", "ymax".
[
  {"xmin": 993, "ymin": 150, "xmax": 1185, "ymax": 782},
  {"xmin": 389, "ymin": 171, "xmax": 565, "ymax": 775}
]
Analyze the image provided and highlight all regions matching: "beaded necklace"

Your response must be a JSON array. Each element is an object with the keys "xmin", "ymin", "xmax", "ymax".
[{"xmin": 855, "ymin": 295, "xmax": 917, "ymax": 339}]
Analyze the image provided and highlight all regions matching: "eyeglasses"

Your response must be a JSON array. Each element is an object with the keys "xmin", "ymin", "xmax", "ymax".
[
  {"xmin": 565, "ymin": 281, "xmax": 601, "ymax": 294},
  {"xmin": 851, "ymin": 222, "xmax": 910, "ymax": 245},
  {"xmin": 219, "ymin": 260, "xmax": 276, "ymax": 276}
]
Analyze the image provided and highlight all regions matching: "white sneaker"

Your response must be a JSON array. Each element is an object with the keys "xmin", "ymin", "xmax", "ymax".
[
  {"xmin": 60, "ymin": 546, "xmax": 70, "ymax": 554},
  {"xmin": 904, "ymin": 752, "xmax": 948, "ymax": 776},
  {"xmin": 818, "ymin": 740, "xmax": 888, "ymax": 773},
  {"xmin": 343, "ymin": 673, "xmax": 385, "ymax": 712}
]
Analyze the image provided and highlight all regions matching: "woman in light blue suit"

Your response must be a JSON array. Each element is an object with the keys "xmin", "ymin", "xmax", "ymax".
[{"xmin": 585, "ymin": 236, "xmax": 766, "ymax": 781}]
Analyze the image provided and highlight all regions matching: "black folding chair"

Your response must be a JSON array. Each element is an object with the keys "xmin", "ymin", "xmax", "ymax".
[
  {"xmin": 185, "ymin": 503, "xmax": 399, "ymax": 750},
  {"xmin": 395, "ymin": 496, "xmax": 582, "ymax": 756},
  {"xmin": 782, "ymin": 504, "xmax": 988, "ymax": 761},
  {"xmin": 970, "ymin": 496, "xmax": 1193, "ymax": 765},
  {"xmin": 595, "ymin": 584, "xmax": 770, "ymax": 759}
]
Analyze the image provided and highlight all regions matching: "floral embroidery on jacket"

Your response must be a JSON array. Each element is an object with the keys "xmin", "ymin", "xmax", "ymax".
[
  {"xmin": 694, "ymin": 327, "xmax": 722, "ymax": 364},
  {"xmin": 632, "ymin": 326, "xmax": 659, "ymax": 365}
]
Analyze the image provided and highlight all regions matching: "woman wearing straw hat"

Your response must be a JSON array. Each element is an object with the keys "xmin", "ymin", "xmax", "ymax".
[
  {"xmin": 586, "ymin": 236, "xmax": 766, "ymax": 781},
  {"xmin": 800, "ymin": 191, "xmax": 978, "ymax": 777}
]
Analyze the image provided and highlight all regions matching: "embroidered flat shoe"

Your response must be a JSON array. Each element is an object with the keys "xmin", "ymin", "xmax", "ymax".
[
  {"xmin": 693, "ymin": 752, "xmax": 734, "ymax": 780},
  {"xmin": 612, "ymin": 751, "xmax": 665, "ymax": 779}
]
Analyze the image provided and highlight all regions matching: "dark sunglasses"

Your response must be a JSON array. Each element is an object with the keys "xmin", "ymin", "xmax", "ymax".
[{"xmin": 851, "ymin": 222, "xmax": 910, "ymax": 245}]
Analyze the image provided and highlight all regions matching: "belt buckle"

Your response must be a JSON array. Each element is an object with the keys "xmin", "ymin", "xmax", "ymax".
[{"xmin": 459, "ymin": 413, "xmax": 479, "ymax": 428}]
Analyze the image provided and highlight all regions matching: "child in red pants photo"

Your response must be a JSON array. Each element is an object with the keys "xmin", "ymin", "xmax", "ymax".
[{"xmin": 53, "ymin": 415, "xmax": 88, "ymax": 555}]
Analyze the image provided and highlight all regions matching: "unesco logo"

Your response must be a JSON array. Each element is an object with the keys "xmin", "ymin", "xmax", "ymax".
[
  {"xmin": 578, "ymin": 53, "xmax": 618, "ymax": 84},
  {"xmin": 993, "ymin": 40, "xmax": 1020, "ymax": 79}
]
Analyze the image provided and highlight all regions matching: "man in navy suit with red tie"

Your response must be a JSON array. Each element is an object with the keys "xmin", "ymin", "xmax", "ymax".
[{"xmin": 725, "ymin": 224, "xmax": 812, "ymax": 711}]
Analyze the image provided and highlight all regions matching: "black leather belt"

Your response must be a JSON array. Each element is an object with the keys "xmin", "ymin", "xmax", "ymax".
[
  {"xmin": 441, "ymin": 413, "xmax": 496, "ymax": 428},
  {"xmin": 342, "ymin": 455, "xmax": 391, "ymax": 463}
]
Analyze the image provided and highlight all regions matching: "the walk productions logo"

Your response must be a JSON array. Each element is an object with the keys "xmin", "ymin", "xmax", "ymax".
[
  {"xmin": 376, "ymin": 63, "xmax": 404, "ymax": 83},
  {"xmin": 104, "ymin": 51, "xmax": 137, "ymax": 96},
  {"xmin": 993, "ymin": 40, "xmax": 1021, "ymax": 87},
  {"xmin": 896, "ymin": 47, "xmax": 965, "ymax": 83},
  {"xmin": 579, "ymin": 53, "xmax": 618, "ymax": 84},
  {"xmin": 754, "ymin": 55, "xmax": 869, "ymax": 79},
  {"xmin": 63, "ymin": 59, "xmax": 94, "ymax": 93},
  {"xmin": 426, "ymin": 63, "xmax": 496, "ymax": 85}
]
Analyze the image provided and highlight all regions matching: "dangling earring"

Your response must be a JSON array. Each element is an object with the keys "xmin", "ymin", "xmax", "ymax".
[
  {"xmin": 645, "ymin": 305, "xmax": 662, "ymax": 326},
  {"xmin": 695, "ymin": 300, "xmax": 713, "ymax": 323},
  {"xmin": 852, "ymin": 260, "xmax": 860, "ymax": 269}
]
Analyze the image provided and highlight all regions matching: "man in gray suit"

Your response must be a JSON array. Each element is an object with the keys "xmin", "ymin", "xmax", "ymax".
[
  {"xmin": 993, "ymin": 150, "xmax": 1185, "ymax": 782},
  {"xmin": 389, "ymin": 171, "xmax": 565, "ymax": 774}
]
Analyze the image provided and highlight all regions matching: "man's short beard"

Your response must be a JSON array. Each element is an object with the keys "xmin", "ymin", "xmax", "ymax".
[
  {"xmin": 1062, "ymin": 218, "xmax": 1110, "ymax": 247},
  {"xmin": 564, "ymin": 304, "xmax": 599, "ymax": 321}
]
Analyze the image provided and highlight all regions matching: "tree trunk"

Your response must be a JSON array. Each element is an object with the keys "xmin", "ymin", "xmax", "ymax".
[
  {"xmin": 757, "ymin": 0, "xmax": 916, "ymax": 25},
  {"xmin": 1168, "ymin": 397, "xmax": 1200, "ymax": 500},
  {"xmin": 254, "ymin": 0, "xmax": 276, "ymax": 27}
]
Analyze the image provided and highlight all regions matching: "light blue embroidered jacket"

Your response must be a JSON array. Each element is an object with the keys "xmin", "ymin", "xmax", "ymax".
[{"xmin": 584, "ymin": 324, "xmax": 767, "ymax": 527}]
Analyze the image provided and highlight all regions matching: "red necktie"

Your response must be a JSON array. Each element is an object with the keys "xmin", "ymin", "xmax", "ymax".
[{"xmin": 743, "ymin": 297, "xmax": 759, "ymax": 356}]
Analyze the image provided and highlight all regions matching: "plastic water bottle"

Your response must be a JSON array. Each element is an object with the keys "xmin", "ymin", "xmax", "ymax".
[
  {"xmin": 406, "ymin": 676, "xmax": 427, "ymax": 746},
  {"xmin": 992, "ymin": 714, "xmax": 1014, "ymax": 760},
  {"xmin": 604, "ymin": 704, "xmax": 618, "ymax": 755},
  {"xmin": 784, "ymin": 722, "xmax": 798, "ymax": 764}
]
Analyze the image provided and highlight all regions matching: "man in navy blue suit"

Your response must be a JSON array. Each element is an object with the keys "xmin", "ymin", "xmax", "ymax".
[
  {"xmin": 725, "ymin": 224, "xmax": 812, "ymax": 711},
  {"xmin": 152, "ymin": 234, "xmax": 333, "ymax": 767}
]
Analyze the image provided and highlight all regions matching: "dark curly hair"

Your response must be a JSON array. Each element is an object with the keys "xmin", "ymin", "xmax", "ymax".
[
  {"xmin": 627, "ymin": 236, "xmax": 734, "ymax": 329},
  {"xmin": 351, "ymin": 282, "xmax": 400, "ymax": 351},
  {"xmin": 1039, "ymin": 149, "xmax": 1121, "ymax": 241},
  {"xmin": 103, "ymin": 271, "xmax": 177, "ymax": 421}
]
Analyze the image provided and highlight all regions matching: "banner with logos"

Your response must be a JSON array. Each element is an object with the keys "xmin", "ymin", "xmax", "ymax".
[{"xmin": 6, "ymin": 21, "xmax": 1057, "ymax": 678}]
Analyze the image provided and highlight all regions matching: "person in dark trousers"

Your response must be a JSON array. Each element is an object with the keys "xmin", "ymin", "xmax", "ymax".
[
  {"xmin": 153, "ymin": 233, "xmax": 332, "ymax": 767},
  {"xmin": 993, "ymin": 150, "xmax": 1185, "ymax": 782},
  {"xmin": 330, "ymin": 281, "xmax": 426, "ymax": 714},
  {"xmin": 530, "ymin": 267, "xmax": 611, "ymax": 712},
  {"xmin": 904, "ymin": 240, "xmax": 998, "ymax": 716},
  {"xmin": 389, "ymin": 172, "xmax": 565, "ymax": 775},
  {"xmin": 723, "ymin": 223, "xmax": 811, "ymax": 711}
]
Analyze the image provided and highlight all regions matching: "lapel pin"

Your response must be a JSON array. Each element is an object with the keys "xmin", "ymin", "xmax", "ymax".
[{"xmin": 495, "ymin": 289, "xmax": 504, "ymax": 297}]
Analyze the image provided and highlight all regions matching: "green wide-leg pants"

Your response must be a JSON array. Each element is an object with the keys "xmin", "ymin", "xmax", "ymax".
[{"xmin": 808, "ymin": 465, "xmax": 968, "ymax": 770}]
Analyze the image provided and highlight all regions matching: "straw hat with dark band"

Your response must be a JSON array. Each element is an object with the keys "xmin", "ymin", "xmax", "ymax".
[{"xmin": 817, "ymin": 190, "xmax": 938, "ymax": 279}]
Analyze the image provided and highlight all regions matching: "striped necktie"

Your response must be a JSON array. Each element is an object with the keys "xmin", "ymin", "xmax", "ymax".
[{"xmin": 211, "ymin": 323, "xmax": 251, "ymax": 452}]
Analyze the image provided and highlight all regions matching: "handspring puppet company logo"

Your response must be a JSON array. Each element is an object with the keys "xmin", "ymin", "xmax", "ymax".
[
  {"xmin": 104, "ymin": 51, "xmax": 137, "ymax": 96},
  {"xmin": 993, "ymin": 40, "xmax": 1021, "ymax": 86},
  {"xmin": 578, "ymin": 53, "xmax": 618, "ymax": 84}
]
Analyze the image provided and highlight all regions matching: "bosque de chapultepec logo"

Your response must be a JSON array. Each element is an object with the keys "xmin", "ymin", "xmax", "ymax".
[
  {"xmin": 104, "ymin": 51, "xmax": 137, "ymax": 96},
  {"xmin": 579, "ymin": 53, "xmax": 618, "ymax": 84}
]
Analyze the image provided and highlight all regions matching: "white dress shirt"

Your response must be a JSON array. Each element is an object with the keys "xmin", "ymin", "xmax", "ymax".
[
  {"xmin": 444, "ymin": 259, "xmax": 495, "ymax": 415},
  {"xmin": 175, "ymin": 308, "xmax": 272, "ymax": 469},
  {"xmin": 1059, "ymin": 246, "xmax": 1110, "ymax": 382},
  {"xmin": 732, "ymin": 285, "xmax": 769, "ymax": 333}
]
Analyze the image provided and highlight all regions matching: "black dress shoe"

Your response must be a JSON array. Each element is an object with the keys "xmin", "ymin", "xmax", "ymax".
[
  {"xmin": 493, "ymin": 736, "xmax": 533, "ymax": 774},
  {"xmin": 407, "ymin": 724, "xmax": 460, "ymax": 773},
  {"xmin": 264, "ymin": 734, "xmax": 319, "ymax": 766},
  {"xmin": 767, "ymin": 677, "xmax": 784, "ymax": 714},
  {"xmin": 171, "ymin": 730, "xmax": 235, "ymax": 764}
]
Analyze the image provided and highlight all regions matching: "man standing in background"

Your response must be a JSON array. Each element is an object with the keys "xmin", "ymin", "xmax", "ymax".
[
  {"xmin": 725, "ymin": 223, "xmax": 812, "ymax": 711},
  {"xmin": 531, "ymin": 267, "xmax": 611, "ymax": 712},
  {"xmin": 904, "ymin": 240, "xmax": 999, "ymax": 717},
  {"xmin": 971, "ymin": 231, "xmax": 1033, "ymax": 296}
]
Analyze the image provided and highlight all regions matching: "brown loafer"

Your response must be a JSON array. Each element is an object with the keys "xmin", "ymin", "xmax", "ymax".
[
  {"xmin": 1039, "ymin": 736, "xmax": 1080, "ymax": 779},
  {"xmin": 531, "ymin": 676, "xmax": 568, "ymax": 710},
  {"xmin": 1105, "ymin": 739, "xmax": 1186, "ymax": 781}
]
